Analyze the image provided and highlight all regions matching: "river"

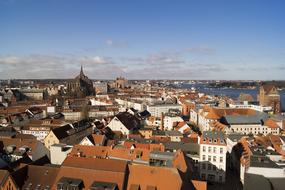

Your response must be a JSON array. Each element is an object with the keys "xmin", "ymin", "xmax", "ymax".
[{"xmin": 180, "ymin": 83, "xmax": 285, "ymax": 112}]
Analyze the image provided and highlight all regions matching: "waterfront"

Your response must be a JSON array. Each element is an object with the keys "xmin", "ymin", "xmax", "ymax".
[{"xmin": 181, "ymin": 83, "xmax": 285, "ymax": 111}]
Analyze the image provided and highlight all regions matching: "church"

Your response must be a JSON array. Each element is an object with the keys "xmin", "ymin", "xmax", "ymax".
[
  {"xmin": 258, "ymin": 84, "xmax": 281, "ymax": 113},
  {"xmin": 67, "ymin": 66, "xmax": 94, "ymax": 97}
]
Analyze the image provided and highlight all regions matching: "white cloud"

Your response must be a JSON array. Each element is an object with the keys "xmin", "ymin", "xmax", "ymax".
[
  {"xmin": 185, "ymin": 46, "xmax": 215, "ymax": 54},
  {"xmin": 105, "ymin": 39, "xmax": 128, "ymax": 48},
  {"xmin": 79, "ymin": 56, "xmax": 111, "ymax": 65},
  {"xmin": 0, "ymin": 56, "xmax": 20, "ymax": 64},
  {"xmin": 106, "ymin": 39, "xmax": 113, "ymax": 46}
]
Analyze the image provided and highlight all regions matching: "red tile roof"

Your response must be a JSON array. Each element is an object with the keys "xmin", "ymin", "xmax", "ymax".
[{"xmin": 127, "ymin": 164, "xmax": 188, "ymax": 190}]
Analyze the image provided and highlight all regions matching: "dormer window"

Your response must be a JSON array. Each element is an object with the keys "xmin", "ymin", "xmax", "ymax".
[
  {"xmin": 214, "ymin": 139, "xmax": 217, "ymax": 143},
  {"xmin": 209, "ymin": 139, "xmax": 212, "ymax": 143}
]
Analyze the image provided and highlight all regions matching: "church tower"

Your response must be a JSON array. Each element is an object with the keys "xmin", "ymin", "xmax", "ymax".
[{"xmin": 67, "ymin": 66, "xmax": 95, "ymax": 97}]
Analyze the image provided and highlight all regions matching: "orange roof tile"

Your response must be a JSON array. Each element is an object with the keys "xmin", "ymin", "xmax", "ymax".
[
  {"xmin": 63, "ymin": 156, "xmax": 127, "ymax": 172},
  {"xmin": 264, "ymin": 118, "xmax": 279, "ymax": 129},
  {"xmin": 108, "ymin": 146, "xmax": 150, "ymax": 162},
  {"xmin": 127, "ymin": 164, "xmax": 189, "ymax": 190},
  {"xmin": 191, "ymin": 180, "xmax": 207, "ymax": 190},
  {"xmin": 54, "ymin": 156, "xmax": 127, "ymax": 190},
  {"xmin": 69, "ymin": 145, "xmax": 110, "ymax": 158}
]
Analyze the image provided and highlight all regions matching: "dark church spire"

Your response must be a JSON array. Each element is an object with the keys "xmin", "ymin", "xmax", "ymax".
[{"xmin": 80, "ymin": 65, "xmax": 84, "ymax": 76}]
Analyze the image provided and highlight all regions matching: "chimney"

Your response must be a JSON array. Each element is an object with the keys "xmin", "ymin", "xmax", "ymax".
[{"xmin": 160, "ymin": 112, "xmax": 164, "ymax": 130}]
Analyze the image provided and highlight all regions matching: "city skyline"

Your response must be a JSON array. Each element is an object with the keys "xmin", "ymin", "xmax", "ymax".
[{"xmin": 1, "ymin": 0, "xmax": 285, "ymax": 80}]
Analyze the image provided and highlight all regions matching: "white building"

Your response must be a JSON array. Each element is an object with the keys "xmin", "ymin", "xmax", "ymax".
[
  {"xmin": 222, "ymin": 116, "xmax": 280, "ymax": 136},
  {"xmin": 163, "ymin": 115, "xmax": 183, "ymax": 131},
  {"xmin": 240, "ymin": 147, "xmax": 285, "ymax": 184},
  {"xmin": 93, "ymin": 82, "xmax": 108, "ymax": 94},
  {"xmin": 199, "ymin": 131, "xmax": 227, "ymax": 183},
  {"xmin": 107, "ymin": 112, "xmax": 140, "ymax": 135},
  {"xmin": 89, "ymin": 98, "xmax": 113, "ymax": 106},
  {"xmin": 115, "ymin": 98, "xmax": 145, "ymax": 111},
  {"xmin": 197, "ymin": 107, "xmax": 218, "ymax": 132},
  {"xmin": 50, "ymin": 143, "xmax": 73, "ymax": 165},
  {"xmin": 176, "ymin": 122, "xmax": 191, "ymax": 134},
  {"xmin": 228, "ymin": 101, "xmax": 272, "ymax": 112},
  {"xmin": 190, "ymin": 109, "xmax": 199, "ymax": 125},
  {"xmin": 21, "ymin": 119, "xmax": 66, "ymax": 142},
  {"xmin": 147, "ymin": 104, "xmax": 182, "ymax": 118}
]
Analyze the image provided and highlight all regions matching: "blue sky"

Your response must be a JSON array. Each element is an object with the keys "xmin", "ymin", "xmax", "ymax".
[{"xmin": 0, "ymin": 0, "xmax": 285, "ymax": 79}]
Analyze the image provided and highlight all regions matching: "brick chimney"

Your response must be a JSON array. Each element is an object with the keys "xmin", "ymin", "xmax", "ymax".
[{"xmin": 160, "ymin": 112, "xmax": 164, "ymax": 130}]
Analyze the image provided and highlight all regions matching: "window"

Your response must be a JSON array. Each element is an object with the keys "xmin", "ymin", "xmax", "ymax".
[
  {"xmin": 203, "ymin": 146, "xmax": 206, "ymax": 152},
  {"xmin": 202, "ymin": 155, "xmax": 206, "ymax": 161},
  {"xmin": 208, "ymin": 147, "xmax": 211, "ymax": 153},
  {"xmin": 202, "ymin": 163, "xmax": 206, "ymax": 169},
  {"xmin": 208, "ymin": 164, "xmax": 211, "ymax": 170},
  {"xmin": 213, "ymin": 147, "xmax": 217, "ymax": 153},
  {"xmin": 208, "ymin": 174, "xmax": 216, "ymax": 182},
  {"xmin": 201, "ymin": 173, "xmax": 206, "ymax": 180},
  {"xmin": 57, "ymin": 184, "xmax": 63, "ymax": 190},
  {"xmin": 219, "ymin": 175, "xmax": 223, "ymax": 182},
  {"xmin": 208, "ymin": 156, "xmax": 211, "ymax": 162},
  {"xmin": 220, "ymin": 148, "xmax": 223, "ymax": 154},
  {"xmin": 220, "ymin": 157, "xmax": 223, "ymax": 163},
  {"xmin": 213, "ymin": 156, "xmax": 216, "ymax": 162}
]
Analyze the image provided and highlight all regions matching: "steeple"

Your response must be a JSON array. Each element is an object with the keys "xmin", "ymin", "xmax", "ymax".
[{"xmin": 80, "ymin": 65, "xmax": 84, "ymax": 76}]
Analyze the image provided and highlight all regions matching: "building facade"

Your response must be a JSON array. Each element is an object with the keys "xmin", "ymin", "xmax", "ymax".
[
  {"xmin": 67, "ymin": 66, "xmax": 94, "ymax": 97},
  {"xmin": 199, "ymin": 131, "xmax": 227, "ymax": 183},
  {"xmin": 258, "ymin": 84, "xmax": 281, "ymax": 113}
]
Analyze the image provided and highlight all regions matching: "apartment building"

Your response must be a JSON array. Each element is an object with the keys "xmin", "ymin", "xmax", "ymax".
[
  {"xmin": 199, "ymin": 131, "xmax": 227, "ymax": 183},
  {"xmin": 21, "ymin": 119, "xmax": 66, "ymax": 142},
  {"xmin": 147, "ymin": 104, "xmax": 182, "ymax": 118}
]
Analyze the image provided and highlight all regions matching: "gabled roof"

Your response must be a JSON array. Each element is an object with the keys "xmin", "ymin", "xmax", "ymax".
[
  {"xmin": 210, "ymin": 121, "xmax": 227, "ymax": 131},
  {"xmin": 51, "ymin": 124, "xmax": 73, "ymax": 139},
  {"xmin": 51, "ymin": 156, "xmax": 127, "ymax": 190},
  {"xmin": 51, "ymin": 121, "xmax": 91, "ymax": 140},
  {"xmin": 138, "ymin": 110, "xmax": 151, "ymax": 118},
  {"xmin": 85, "ymin": 134, "xmax": 106, "ymax": 145},
  {"xmin": 201, "ymin": 131, "xmax": 226, "ymax": 145},
  {"xmin": 69, "ymin": 145, "xmax": 110, "ymax": 158},
  {"xmin": 62, "ymin": 156, "xmax": 127, "ymax": 172},
  {"xmin": 0, "ymin": 137, "xmax": 39, "ymax": 153},
  {"xmin": 108, "ymin": 146, "xmax": 150, "ymax": 163},
  {"xmin": 205, "ymin": 108, "xmax": 220, "ymax": 120},
  {"xmin": 123, "ymin": 141, "xmax": 164, "ymax": 152},
  {"xmin": 127, "ymin": 164, "xmax": 192, "ymax": 190},
  {"xmin": 261, "ymin": 84, "xmax": 276, "ymax": 95},
  {"xmin": 21, "ymin": 165, "xmax": 59, "ymax": 189},
  {"xmin": 114, "ymin": 112, "xmax": 140, "ymax": 130},
  {"xmin": 53, "ymin": 156, "xmax": 127, "ymax": 190}
]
